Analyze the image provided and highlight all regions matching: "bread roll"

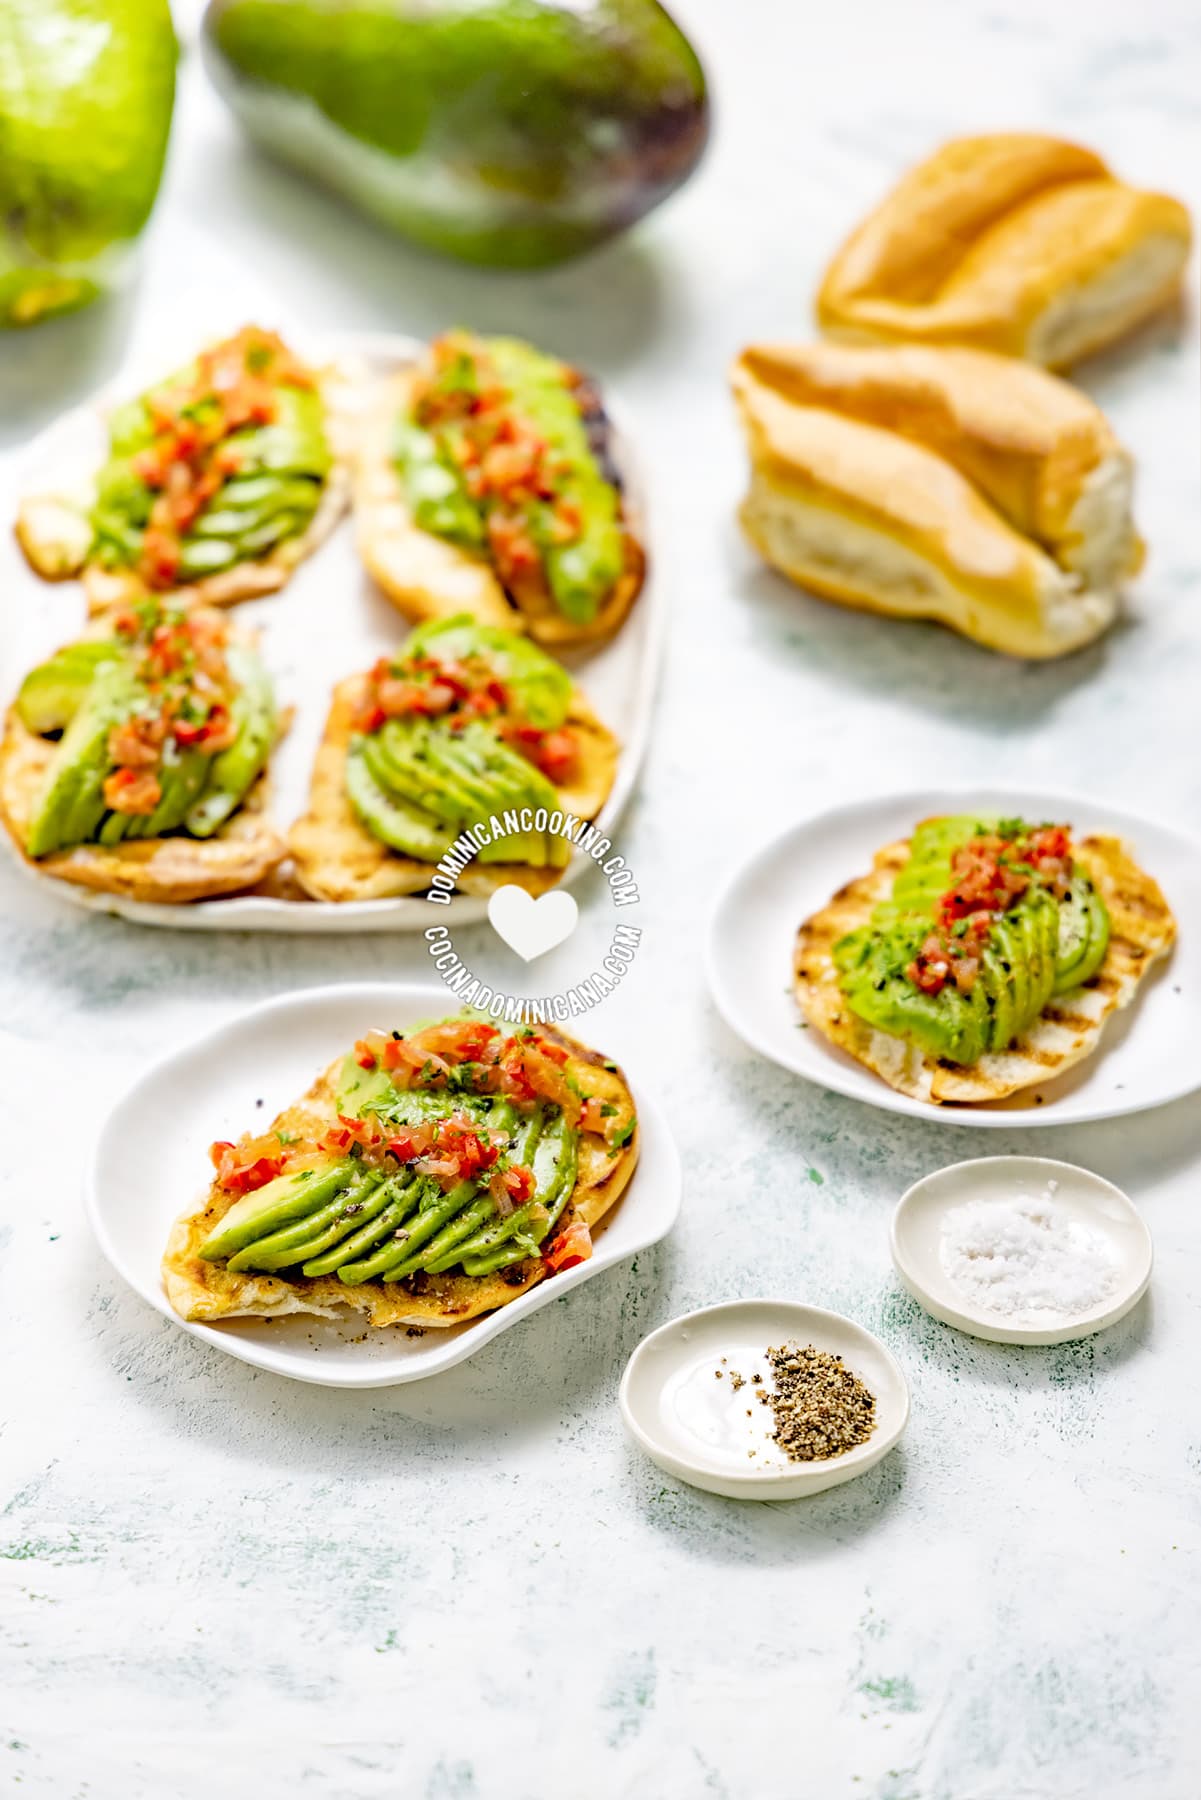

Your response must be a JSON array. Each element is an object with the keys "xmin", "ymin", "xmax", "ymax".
[
  {"xmin": 731, "ymin": 341, "xmax": 1141, "ymax": 659},
  {"xmin": 817, "ymin": 134, "xmax": 1191, "ymax": 368}
]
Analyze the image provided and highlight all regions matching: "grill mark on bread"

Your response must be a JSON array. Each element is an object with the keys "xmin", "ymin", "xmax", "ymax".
[{"xmin": 793, "ymin": 825, "xmax": 1175, "ymax": 1106}]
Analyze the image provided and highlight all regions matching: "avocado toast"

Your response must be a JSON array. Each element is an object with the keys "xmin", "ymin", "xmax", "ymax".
[
  {"xmin": 163, "ymin": 1016, "xmax": 639, "ymax": 1328},
  {"xmin": 795, "ymin": 815, "xmax": 1175, "ymax": 1105},
  {"xmin": 0, "ymin": 601, "xmax": 285, "ymax": 903},
  {"xmin": 356, "ymin": 332, "xmax": 645, "ymax": 648},
  {"xmin": 289, "ymin": 614, "xmax": 619, "ymax": 901},
  {"xmin": 17, "ymin": 325, "xmax": 357, "ymax": 614}
]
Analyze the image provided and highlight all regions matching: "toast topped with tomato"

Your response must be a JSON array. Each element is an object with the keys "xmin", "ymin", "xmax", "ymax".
[
  {"xmin": 795, "ymin": 814, "xmax": 1174, "ymax": 1105},
  {"xmin": 163, "ymin": 1016, "xmax": 639, "ymax": 1329},
  {"xmin": 356, "ymin": 332, "xmax": 644, "ymax": 649}
]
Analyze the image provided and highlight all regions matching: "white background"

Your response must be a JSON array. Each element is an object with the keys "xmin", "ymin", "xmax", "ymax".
[{"xmin": 1, "ymin": 1, "xmax": 1200, "ymax": 1795}]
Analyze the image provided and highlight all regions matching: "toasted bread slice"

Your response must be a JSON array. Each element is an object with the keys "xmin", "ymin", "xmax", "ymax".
[
  {"xmin": 287, "ymin": 671, "xmax": 619, "ymax": 903},
  {"xmin": 0, "ymin": 705, "xmax": 286, "ymax": 904},
  {"xmin": 816, "ymin": 133, "xmax": 1191, "ymax": 369},
  {"xmin": 355, "ymin": 371, "xmax": 644, "ymax": 649},
  {"xmin": 794, "ymin": 828, "xmax": 1175, "ymax": 1105},
  {"xmin": 16, "ymin": 358, "xmax": 361, "ymax": 615},
  {"xmin": 162, "ymin": 1027, "xmax": 639, "ymax": 1328}
]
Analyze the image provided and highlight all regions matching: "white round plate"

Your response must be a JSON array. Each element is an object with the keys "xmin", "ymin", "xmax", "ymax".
[
  {"xmin": 707, "ymin": 786, "xmax": 1198, "ymax": 1124},
  {"xmin": 1, "ymin": 329, "xmax": 662, "ymax": 931},
  {"xmin": 85, "ymin": 981, "xmax": 681, "ymax": 1386},
  {"xmin": 891, "ymin": 1155, "xmax": 1152, "ymax": 1346},
  {"xmin": 619, "ymin": 1299, "xmax": 909, "ymax": 1500}
]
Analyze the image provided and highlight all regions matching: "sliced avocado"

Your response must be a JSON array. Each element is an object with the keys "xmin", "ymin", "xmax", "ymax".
[
  {"xmin": 226, "ymin": 1167, "xmax": 385, "ymax": 1272},
  {"xmin": 16, "ymin": 642, "xmax": 127, "ymax": 735},
  {"xmin": 197, "ymin": 1160, "xmax": 353, "ymax": 1262},
  {"xmin": 345, "ymin": 741, "xmax": 457, "ymax": 861},
  {"xmin": 373, "ymin": 1179, "xmax": 481, "ymax": 1283},
  {"xmin": 1054, "ymin": 875, "xmax": 1110, "ymax": 991},
  {"xmin": 978, "ymin": 944, "xmax": 1015, "ymax": 1053},
  {"xmin": 25, "ymin": 662, "xmax": 143, "ymax": 857},
  {"xmin": 408, "ymin": 615, "xmax": 574, "ymax": 731},
  {"xmin": 185, "ymin": 644, "xmax": 278, "ymax": 837},
  {"xmin": 307, "ymin": 1173, "xmax": 432, "ymax": 1280}
]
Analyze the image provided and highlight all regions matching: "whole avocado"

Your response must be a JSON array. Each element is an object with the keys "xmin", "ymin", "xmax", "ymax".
[
  {"xmin": 0, "ymin": 0, "xmax": 176, "ymax": 328},
  {"xmin": 201, "ymin": 0, "xmax": 709, "ymax": 267}
]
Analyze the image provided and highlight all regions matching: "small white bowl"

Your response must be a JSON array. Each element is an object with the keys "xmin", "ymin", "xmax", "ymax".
[
  {"xmin": 619, "ymin": 1300, "xmax": 909, "ymax": 1500},
  {"xmin": 891, "ymin": 1156, "xmax": 1152, "ymax": 1346}
]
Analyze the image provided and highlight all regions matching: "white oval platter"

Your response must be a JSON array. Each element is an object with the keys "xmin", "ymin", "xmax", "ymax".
[{"xmin": 0, "ymin": 330, "xmax": 662, "ymax": 930}]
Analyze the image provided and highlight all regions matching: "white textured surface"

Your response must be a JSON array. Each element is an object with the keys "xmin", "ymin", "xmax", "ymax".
[{"xmin": 1, "ymin": 1, "xmax": 1200, "ymax": 1794}]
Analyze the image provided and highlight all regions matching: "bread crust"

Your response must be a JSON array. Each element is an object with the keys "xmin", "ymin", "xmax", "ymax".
[
  {"xmin": 735, "ymin": 342, "xmax": 1141, "ymax": 590},
  {"xmin": 731, "ymin": 350, "xmax": 1130, "ymax": 658},
  {"xmin": 161, "ymin": 1026, "xmax": 640, "ymax": 1329},
  {"xmin": 0, "ymin": 705, "xmax": 286, "ymax": 903},
  {"xmin": 817, "ymin": 133, "xmax": 1191, "ymax": 368},
  {"xmin": 16, "ymin": 359, "xmax": 360, "ymax": 614},
  {"xmin": 287, "ymin": 670, "xmax": 619, "ymax": 903},
  {"xmin": 355, "ymin": 370, "xmax": 644, "ymax": 649},
  {"xmin": 794, "ymin": 826, "xmax": 1176, "ymax": 1106}
]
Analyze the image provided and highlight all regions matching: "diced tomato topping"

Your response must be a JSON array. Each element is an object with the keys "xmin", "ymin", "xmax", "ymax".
[
  {"xmin": 108, "ymin": 714, "xmax": 166, "ymax": 769},
  {"xmin": 128, "ymin": 326, "xmax": 313, "ymax": 590},
  {"xmin": 504, "ymin": 1164, "xmax": 535, "ymax": 1202},
  {"xmin": 354, "ymin": 1038, "xmax": 378, "ymax": 1069},
  {"xmin": 487, "ymin": 512, "xmax": 541, "ymax": 583},
  {"xmin": 906, "ymin": 824, "xmax": 1077, "ymax": 998},
  {"xmin": 527, "ymin": 726, "xmax": 579, "ymax": 784},
  {"xmin": 103, "ymin": 766, "xmax": 162, "ymax": 815},
  {"xmin": 544, "ymin": 1220, "xmax": 593, "ymax": 1274},
  {"xmin": 209, "ymin": 1137, "xmax": 286, "ymax": 1194}
]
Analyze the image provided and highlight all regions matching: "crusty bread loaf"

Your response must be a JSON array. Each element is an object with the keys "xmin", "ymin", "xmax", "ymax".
[
  {"xmin": 816, "ymin": 134, "xmax": 1191, "ymax": 368},
  {"xmin": 731, "ymin": 342, "xmax": 1140, "ymax": 658}
]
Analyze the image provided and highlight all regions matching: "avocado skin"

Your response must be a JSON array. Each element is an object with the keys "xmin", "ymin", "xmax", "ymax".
[
  {"xmin": 201, "ymin": 0, "xmax": 709, "ymax": 268},
  {"xmin": 0, "ymin": 1, "xmax": 176, "ymax": 328}
]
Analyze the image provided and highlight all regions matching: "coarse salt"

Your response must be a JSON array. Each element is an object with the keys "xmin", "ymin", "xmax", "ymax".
[{"xmin": 939, "ymin": 1186, "xmax": 1118, "ymax": 1319}]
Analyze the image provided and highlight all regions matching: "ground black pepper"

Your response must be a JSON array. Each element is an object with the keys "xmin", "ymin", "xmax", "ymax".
[{"xmin": 764, "ymin": 1342, "xmax": 876, "ymax": 1463}]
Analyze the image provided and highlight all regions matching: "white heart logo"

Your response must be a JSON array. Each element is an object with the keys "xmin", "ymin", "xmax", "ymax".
[{"xmin": 487, "ymin": 885, "xmax": 579, "ymax": 963}]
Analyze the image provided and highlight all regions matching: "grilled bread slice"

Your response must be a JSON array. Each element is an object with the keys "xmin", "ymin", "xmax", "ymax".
[
  {"xmin": 0, "ymin": 706, "xmax": 286, "ymax": 904},
  {"xmin": 162, "ymin": 1027, "xmax": 639, "ymax": 1329},
  {"xmin": 816, "ymin": 133, "xmax": 1191, "ymax": 369},
  {"xmin": 287, "ymin": 671, "xmax": 619, "ymax": 903},
  {"xmin": 16, "ymin": 356, "xmax": 361, "ymax": 616},
  {"xmin": 794, "ymin": 827, "xmax": 1175, "ymax": 1106},
  {"xmin": 731, "ymin": 345, "xmax": 1137, "ymax": 659},
  {"xmin": 356, "ymin": 370, "xmax": 645, "ymax": 649}
]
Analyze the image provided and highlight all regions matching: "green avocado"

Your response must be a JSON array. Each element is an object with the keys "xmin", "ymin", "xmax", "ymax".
[
  {"xmin": 201, "ymin": 0, "xmax": 709, "ymax": 268},
  {"xmin": 92, "ymin": 373, "xmax": 332, "ymax": 578},
  {"xmin": 15, "ymin": 642, "xmax": 126, "ymax": 735},
  {"xmin": 346, "ymin": 616, "xmax": 574, "ymax": 870},
  {"xmin": 19, "ymin": 625, "xmax": 278, "ymax": 857},
  {"xmin": 0, "ymin": 0, "xmax": 176, "ymax": 328},
  {"xmin": 26, "ymin": 661, "xmax": 143, "ymax": 857},
  {"xmin": 398, "ymin": 339, "xmax": 624, "ymax": 624},
  {"xmin": 834, "ymin": 816, "xmax": 1112, "ymax": 1066},
  {"xmin": 197, "ymin": 1161, "xmax": 354, "ymax": 1262}
]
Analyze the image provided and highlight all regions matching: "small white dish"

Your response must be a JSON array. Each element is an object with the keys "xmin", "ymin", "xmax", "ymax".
[
  {"xmin": 706, "ymin": 785, "xmax": 1199, "ymax": 1124},
  {"xmin": 891, "ymin": 1156, "xmax": 1152, "ymax": 1346},
  {"xmin": 619, "ymin": 1299, "xmax": 909, "ymax": 1500},
  {"xmin": 85, "ymin": 981, "xmax": 681, "ymax": 1387}
]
